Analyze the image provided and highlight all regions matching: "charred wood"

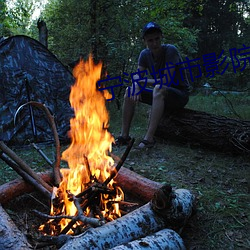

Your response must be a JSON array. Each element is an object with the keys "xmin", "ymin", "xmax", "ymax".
[{"xmin": 104, "ymin": 138, "xmax": 135, "ymax": 186}]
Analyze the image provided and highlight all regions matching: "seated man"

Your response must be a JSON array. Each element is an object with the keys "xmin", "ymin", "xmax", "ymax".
[{"xmin": 116, "ymin": 22, "xmax": 191, "ymax": 148}]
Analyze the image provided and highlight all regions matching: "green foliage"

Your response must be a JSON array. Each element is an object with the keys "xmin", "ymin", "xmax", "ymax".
[
  {"xmin": 185, "ymin": 0, "xmax": 250, "ymax": 88},
  {"xmin": 2, "ymin": 0, "xmax": 250, "ymax": 93}
]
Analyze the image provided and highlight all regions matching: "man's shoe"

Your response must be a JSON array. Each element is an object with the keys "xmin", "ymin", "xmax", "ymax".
[{"xmin": 136, "ymin": 139, "xmax": 155, "ymax": 149}]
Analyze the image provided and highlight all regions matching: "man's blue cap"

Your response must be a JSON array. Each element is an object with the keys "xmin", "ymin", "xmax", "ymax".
[{"xmin": 142, "ymin": 22, "xmax": 162, "ymax": 38}]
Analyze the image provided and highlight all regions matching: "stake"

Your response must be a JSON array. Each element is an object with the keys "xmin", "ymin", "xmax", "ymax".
[
  {"xmin": 0, "ymin": 141, "xmax": 52, "ymax": 193},
  {"xmin": 24, "ymin": 78, "xmax": 38, "ymax": 142},
  {"xmin": 0, "ymin": 151, "xmax": 51, "ymax": 199},
  {"xmin": 103, "ymin": 138, "xmax": 135, "ymax": 186},
  {"xmin": 32, "ymin": 143, "xmax": 53, "ymax": 167}
]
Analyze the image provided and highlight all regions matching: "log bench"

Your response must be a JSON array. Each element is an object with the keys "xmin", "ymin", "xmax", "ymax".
[{"xmin": 155, "ymin": 108, "xmax": 250, "ymax": 154}]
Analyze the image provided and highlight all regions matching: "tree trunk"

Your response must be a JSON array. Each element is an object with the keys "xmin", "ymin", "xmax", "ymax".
[
  {"xmin": 0, "ymin": 204, "xmax": 32, "ymax": 249},
  {"xmin": 114, "ymin": 167, "xmax": 162, "ymax": 203},
  {"xmin": 155, "ymin": 108, "xmax": 250, "ymax": 154},
  {"xmin": 37, "ymin": 19, "xmax": 48, "ymax": 47}
]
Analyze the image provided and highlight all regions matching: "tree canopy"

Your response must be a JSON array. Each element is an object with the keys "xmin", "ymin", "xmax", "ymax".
[{"xmin": 1, "ymin": 0, "xmax": 250, "ymax": 91}]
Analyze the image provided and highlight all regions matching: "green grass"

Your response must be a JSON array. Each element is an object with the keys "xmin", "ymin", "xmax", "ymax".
[{"xmin": 186, "ymin": 93, "xmax": 250, "ymax": 120}]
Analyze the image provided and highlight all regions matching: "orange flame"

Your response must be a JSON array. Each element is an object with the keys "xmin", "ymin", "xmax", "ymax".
[{"xmin": 43, "ymin": 55, "xmax": 123, "ymax": 234}]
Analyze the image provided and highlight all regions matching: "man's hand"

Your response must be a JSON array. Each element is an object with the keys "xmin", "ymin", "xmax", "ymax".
[{"xmin": 130, "ymin": 75, "xmax": 141, "ymax": 102}]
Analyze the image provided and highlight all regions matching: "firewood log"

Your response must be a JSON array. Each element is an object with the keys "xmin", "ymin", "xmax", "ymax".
[
  {"xmin": 59, "ymin": 186, "xmax": 195, "ymax": 250},
  {"xmin": 0, "ymin": 204, "xmax": 32, "ymax": 249},
  {"xmin": 110, "ymin": 228, "xmax": 186, "ymax": 250}
]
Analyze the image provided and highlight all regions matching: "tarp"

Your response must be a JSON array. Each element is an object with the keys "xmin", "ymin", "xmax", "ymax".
[{"xmin": 0, "ymin": 35, "xmax": 74, "ymax": 145}]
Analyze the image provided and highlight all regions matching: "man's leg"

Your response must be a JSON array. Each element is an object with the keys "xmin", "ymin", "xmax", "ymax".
[
  {"xmin": 138, "ymin": 85, "xmax": 166, "ymax": 146},
  {"xmin": 138, "ymin": 86, "xmax": 189, "ymax": 148},
  {"xmin": 120, "ymin": 87, "xmax": 136, "ymax": 138}
]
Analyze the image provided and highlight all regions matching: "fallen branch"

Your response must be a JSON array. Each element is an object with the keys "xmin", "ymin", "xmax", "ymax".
[
  {"xmin": 0, "ymin": 171, "xmax": 53, "ymax": 204},
  {"xmin": 0, "ymin": 167, "xmax": 160, "ymax": 205},
  {"xmin": 156, "ymin": 108, "xmax": 250, "ymax": 154}
]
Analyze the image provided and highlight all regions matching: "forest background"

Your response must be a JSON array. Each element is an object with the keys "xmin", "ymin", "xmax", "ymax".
[
  {"xmin": 0, "ymin": 1, "xmax": 250, "ymax": 249},
  {"xmin": 1, "ymin": 0, "xmax": 250, "ymax": 94}
]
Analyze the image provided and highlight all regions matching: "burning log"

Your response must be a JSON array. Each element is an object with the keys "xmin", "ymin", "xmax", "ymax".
[
  {"xmin": 110, "ymin": 228, "xmax": 186, "ymax": 250},
  {"xmin": 156, "ymin": 108, "xmax": 250, "ymax": 154},
  {"xmin": 0, "ymin": 204, "xmax": 32, "ymax": 249},
  {"xmin": 59, "ymin": 185, "xmax": 195, "ymax": 250}
]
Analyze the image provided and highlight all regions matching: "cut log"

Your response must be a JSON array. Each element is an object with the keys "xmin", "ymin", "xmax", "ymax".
[
  {"xmin": 110, "ymin": 228, "xmax": 186, "ymax": 250},
  {"xmin": 155, "ymin": 108, "xmax": 250, "ymax": 154},
  {"xmin": 0, "ymin": 204, "xmax": 32, "ymax": 249},
  {"xmin": 59, "ymin": 186, "xmax": 195, "ymax": 250}
]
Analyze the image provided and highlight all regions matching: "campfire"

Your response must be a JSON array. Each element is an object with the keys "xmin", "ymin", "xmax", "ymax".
[
  {"xmin": 0, "ymin": 55, "xmax": 196, "ymax": 249},
  {"xmin": 39, "ymin": 55, "xmax": 128, "ymax": 236}
]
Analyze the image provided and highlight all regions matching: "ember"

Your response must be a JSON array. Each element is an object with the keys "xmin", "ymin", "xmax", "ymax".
[{"xmin": 40, "ymin": 55, "xmax": 124, "ymax": 235}]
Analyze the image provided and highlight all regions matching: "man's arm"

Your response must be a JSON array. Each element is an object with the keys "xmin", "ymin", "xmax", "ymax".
[{"xmin": 136, "ymin": 65, "xmax": 175, "ymax": 87}]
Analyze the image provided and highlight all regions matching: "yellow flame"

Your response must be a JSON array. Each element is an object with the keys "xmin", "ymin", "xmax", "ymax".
[{"xmin": 50, "ymin": 55, "xmax": 122, "ymax": 232}]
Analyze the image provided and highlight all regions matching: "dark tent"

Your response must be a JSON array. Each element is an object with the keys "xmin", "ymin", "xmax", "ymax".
[{"xmin": 0, "ymin": 35, "xmax": 74, "ymax": 145}]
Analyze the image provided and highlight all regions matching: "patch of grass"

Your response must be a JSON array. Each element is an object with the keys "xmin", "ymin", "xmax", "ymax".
[{"xmin": 186, "ymin": 93, "xmax": 250, "ymax": 120}]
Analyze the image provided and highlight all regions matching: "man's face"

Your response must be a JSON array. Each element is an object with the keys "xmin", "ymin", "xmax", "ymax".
[{"xmin": 143, "ymin": 31, "xmax": 162, "ymax": 52}]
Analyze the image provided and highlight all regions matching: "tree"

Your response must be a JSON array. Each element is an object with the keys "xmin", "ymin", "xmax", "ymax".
[
  {"xmin": 185, "ymin": 0, "xmax": 250, "ymax": 89},
  {"xmin": 0, "ymin": 0, "xmax": 12, "ymax": 36}
]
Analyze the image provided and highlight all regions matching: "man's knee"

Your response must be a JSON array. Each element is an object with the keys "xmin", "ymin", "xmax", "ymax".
[{"xmin": 153, "ymin": 85, "xmax": 165, "ymax": 99}]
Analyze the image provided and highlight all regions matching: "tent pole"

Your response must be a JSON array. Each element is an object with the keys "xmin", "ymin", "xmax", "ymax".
[{"xmin": 24, "ymin": 78, "xmax": 38, "ymax": 142}]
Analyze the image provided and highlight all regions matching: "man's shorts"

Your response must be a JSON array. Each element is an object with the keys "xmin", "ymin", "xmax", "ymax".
[{"xmin": 140, "ymin": 87, "xmax": 189, "ymax": 113}]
